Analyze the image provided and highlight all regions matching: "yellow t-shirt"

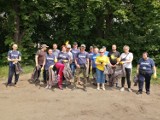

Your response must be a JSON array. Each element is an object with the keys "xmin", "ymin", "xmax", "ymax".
[{"xmin": 96, "ymin": 56, "xmax": 110, "ymax": 71}]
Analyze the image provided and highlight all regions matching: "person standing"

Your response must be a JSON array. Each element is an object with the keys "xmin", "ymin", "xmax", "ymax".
[
  {"xmin": 136, "ymin": 52, "xmax": 157, "ymax": 95},
  {"xmin": 66, "ymin": 44, "xmax": 73, "ymax": 63},
  {"xmin": 35, "ymin": 44, "xmax": 48, "ymax": 83},
  {"xmin": 119, "ymin": 45, "xmax": 133, "ymax": 92},
  {"xmin": 102, "ymin": 46, "xmax": 109, "ymax": 56},
  {"xmin": 70, "ymin": 42, "xmax": 80, "ymax": 76},
  {"xmin": 95, "ymin": 49, "xmax": 110, "ymax": 90},
  {"xmin": 91, "ymin": 47, "xmax": 99, "ymax": 85},
  {"xmin": 7, "ymin": 44, "xmax": 22, "ymax": 86},
  {"xmin": 87, "ymin": 46, "xmax": 94, "ymax": 81},
  {"xmin": 108, "ymin": 44, "xmax": 121, "ymax": 87},
  {"xmin": 52, "ymin": 43, "xmax": 60, "ymax": 58},
  {"xmin": 73, "ymin": 44, "xmax": 89, "ymax": 91}
]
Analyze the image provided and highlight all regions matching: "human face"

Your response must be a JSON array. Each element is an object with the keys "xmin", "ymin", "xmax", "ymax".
[
  {"xmin": 112, "ymin": 45, "xmax": 117, "ymax": 51},
  {"xmin": 53, "ymin": 44, "xmax": 57, "ymax": 49},
  {"xmin": 142, "ymin": 53, "xmax": 148, "ymax": 60},
  {"xmin": 73, "ymin": 44, "xmax": 78, "ymax": 49},
  {"xmin": 62, "ymin": 46, "xmax": 66, "ymax": 52},
  {"xmin": 12, "ymin": 44, "xmax": 18, "ymax": 50},
  {"xmin": 48, "ymin": 49, "xmax": 53, "ymax": 55},
  {"xmin": 90, "ymin": 48, "xmax": 93, "ymax": 52},
  {"xmin": 80, "ymin": 46, "xmax": 85, "ymax": 51},
  {"xmin": 123, "ymin": 46, "xmax": 129, "ymax": 53},
  {"xmin": 66, "ymin": 48, "xmax": 70, "ymax": 52},
  {"xmin": 94, "ymin": 48, "xmax": 99, "ymax": 54},
  {"xmin": 99, "ymin": 51, "xmax": 104, "ymax": 56}
]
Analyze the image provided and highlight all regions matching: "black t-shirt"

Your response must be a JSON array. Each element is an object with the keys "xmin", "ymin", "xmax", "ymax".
[{"xmin": 108, "ymin": 51, "xmax": 120, "ymax": 65}]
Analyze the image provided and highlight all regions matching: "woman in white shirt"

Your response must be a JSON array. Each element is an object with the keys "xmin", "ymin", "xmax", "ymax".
[{"xmin": 119, "ymin": 45, "xmax": 133, "ymax": 92}]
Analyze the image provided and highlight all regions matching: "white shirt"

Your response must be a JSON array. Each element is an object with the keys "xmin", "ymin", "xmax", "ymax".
[{"xmin": 120, "ymin": 52, "xmax": 133, "ymax": 68}]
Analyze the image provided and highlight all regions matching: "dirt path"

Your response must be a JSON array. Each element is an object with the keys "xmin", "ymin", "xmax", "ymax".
[{"xmin": 0, "ymin": 74, "xmax": 160, "ymax": 120}]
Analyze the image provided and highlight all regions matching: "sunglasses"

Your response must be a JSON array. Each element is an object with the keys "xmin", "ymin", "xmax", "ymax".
[{"xmin": 99, "ymin": 52, "xmax": 104, "ymax": 53}]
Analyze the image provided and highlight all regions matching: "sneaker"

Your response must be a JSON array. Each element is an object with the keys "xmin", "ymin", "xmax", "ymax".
[
  {"xmin": 137, "ymin": 91, "xmax": 142, "ymax": 95},
  {"xmin": 120, "ymin": 87, "xmax": 124, "ymax": 92},
  {"xmin": 128, "ymin": 88, "xmax": 132, "ymax": 92},
  {"xmin": 83, "ymin": 87, "xmax": 87, "ymax": 92},
  {"xmin": 59, "ymin": 85, "xmax": 63, "ymax": 90},
  {"xmin": 97, "ymin": 87, "xmax": 100, "ymax": 90},
  {"xmin": 146, "ymin": 91, "xmax": 150, "ymax": 95},
  {"xmin": 45, "ymin": 85, "xmax": 49, "ymax": 89},
  {"xmin": 102, "ymin": 87, "xmax": 106, "ymax": 91},
  {"xmin": 48, "ymin": 85, "xmax": 52, "ymax": 89}
]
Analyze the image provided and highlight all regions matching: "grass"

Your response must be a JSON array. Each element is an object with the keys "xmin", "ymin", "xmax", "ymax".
[
  {"xmin": 0, "ymin": 65, "xmax": 160, "ymax": 84},
  {"xmin": 0, "ymin": 65, "xmax": 34, "ymax": 79}
]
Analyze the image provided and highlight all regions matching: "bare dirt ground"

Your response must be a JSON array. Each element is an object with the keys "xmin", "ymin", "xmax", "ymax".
[{"xmin": 0, "ymin": 73, "xmax": 160, "ymax": 120}]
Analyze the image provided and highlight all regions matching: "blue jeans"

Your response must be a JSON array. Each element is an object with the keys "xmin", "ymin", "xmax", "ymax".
[
  {"xmin": 96, "ymin": 68, "xmax": 105, "ymax": 83},
  {"xmin": 70, "ymin": 63, "xmax": 76, "ymax": 76},
  {"xmin": 8, "ymin": 64, "xmax": 19, "ymax": 84}
]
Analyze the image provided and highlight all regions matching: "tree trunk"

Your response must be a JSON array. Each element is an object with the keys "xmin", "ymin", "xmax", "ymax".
[{"xmin": 13, "ymin": 1, "xmax": 24, "ymax": 45}]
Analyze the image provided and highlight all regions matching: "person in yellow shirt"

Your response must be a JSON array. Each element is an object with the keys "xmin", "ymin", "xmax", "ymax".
[{"xmin": 95, "ymin": 49, "xmax": 110, "ymax": 90}]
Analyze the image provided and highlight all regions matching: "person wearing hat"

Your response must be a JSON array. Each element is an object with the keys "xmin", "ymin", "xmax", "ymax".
[
  {"xmin": 95, "ymin": 48, "xmax": 110, "ymax": 90},
  {"xmin": 7, "ymin": 44, "xmax": 22, "ymax": 86},
  {"xmin": 70, "ymin": 42, "xmax": 80, "ymax": 76},
  {"xmin": 73, "ymin": 44, "xmax": 89, "ymax": 91},
  {"xmin": 35, "ymin": 44, "xmax": 48, "ymax": 83},
  {"xmin": 66, "ymin": 44, "xmax": 73, "ymax": 63}
]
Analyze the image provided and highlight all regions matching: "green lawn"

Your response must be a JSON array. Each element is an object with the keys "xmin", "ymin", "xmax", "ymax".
[
  {"xmin": 0, "ymin": 66, "xmax": 160, "ymax": 84},
  {"xmin": 0, "ymin": 65, "xmax": 34, "ymax": 79}
]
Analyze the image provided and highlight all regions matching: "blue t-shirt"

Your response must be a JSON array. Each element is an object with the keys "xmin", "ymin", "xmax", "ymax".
[
  {"xmin": 91, "ymin": 53, "xmax": 99, "ymax": 68},
  {"xmin": 45, "ymin": 54, "xmax": 55, "ymax": 70},
  {"xmin": 58, "ymin": 52, "xmax": 70, "ymax": 63},
  {"xmin": 76, "ymin": 51, "xmax": 89, "ymax": 65},
  {"xmin": 71, "ymin": 48, "xmax": 80, "ymax": 62},
  {"xmin": 8, "ymin": 50, "xmax": 21, "ymax": 66},
  {"xmin": 52, "ymin": 49, "xmax": 60, "ymax": 58},
  {"xmin": 104, "ymin": 51, "xmax": 109, "ymax": 56},
  {"xmin": 138, "ymin": 58, "xmax": 155, "ymax": 73},
  {"xmin": 89, "ymin": 52, "xmax": 94, "ymax": 60}
]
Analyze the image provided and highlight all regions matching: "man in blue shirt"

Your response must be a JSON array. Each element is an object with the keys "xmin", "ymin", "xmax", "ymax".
[
  {"xmin": 136, "ymin": 52, "xmax": 157, "ymax": 95},
  {"xmin": 73, "ymin": 44, "xmax": 89, "ymax": 91},
  {"xmin": 7, "ymin": 44, "xmax": 22, "ymax": 86}
]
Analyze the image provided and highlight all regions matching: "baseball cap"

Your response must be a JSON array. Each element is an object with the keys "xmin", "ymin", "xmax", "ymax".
[
  {"xmin": 41, "ymin": 44, "xmax": 49, "ymax": 48},
  {"xmin": 99, "ymin": 49, "xmax": 104, "ymax": 53},
  {"xmin": 66, "ymin": 44, "xmax": 71, "ymax": 49},
  {"xmin": 81, "ymin": 44, "xmax": 86, "ymax": 48}
]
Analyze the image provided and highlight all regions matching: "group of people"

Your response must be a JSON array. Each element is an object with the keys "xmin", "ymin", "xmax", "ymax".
[{"xmin": 6, "ymin": 43, "xmax": 157, "ymax": 95}]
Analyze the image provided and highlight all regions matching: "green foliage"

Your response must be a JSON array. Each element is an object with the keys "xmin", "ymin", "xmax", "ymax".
[{"xmin": 0, "ymin": 0, "xmax": 160, "ymax": 65}]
